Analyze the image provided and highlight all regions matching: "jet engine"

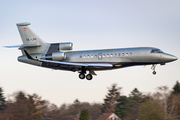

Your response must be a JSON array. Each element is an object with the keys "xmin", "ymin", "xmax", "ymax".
[
  {"xmin": 41, "ymin": 52, "xmax": 66, "ymax": 61},
  {"xmin": 59, "ymin": 42, "xmax": 73, "ymax": 51}
]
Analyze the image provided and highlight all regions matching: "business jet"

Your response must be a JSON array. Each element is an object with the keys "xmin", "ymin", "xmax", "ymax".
[{"xmin": 5, "ymin": 22, "xmax": 178, "ymax": 80}]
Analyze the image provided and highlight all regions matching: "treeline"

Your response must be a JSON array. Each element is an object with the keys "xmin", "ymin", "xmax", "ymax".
[{"xmin": 0, "ymin": 81, "xmax": 180, "ymax": 120}]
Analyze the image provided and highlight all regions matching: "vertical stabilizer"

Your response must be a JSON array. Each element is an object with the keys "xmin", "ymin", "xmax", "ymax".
[
  {"xmin": 16, "ymin": 22, "xmax": 46, "ymax": 46},
  {"xmin": 16, "ymin": 22, "xmax": 48, "ymax": 54}
]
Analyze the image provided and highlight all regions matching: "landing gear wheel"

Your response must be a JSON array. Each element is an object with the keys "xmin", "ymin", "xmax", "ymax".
[
  {"xmin": 151, "ymin": 64, "xmax": 157, "ymax": 75},
  {"xmin": 79, "ymin": 73, "xmax": 85, "ymax": 79},
  {"xmin": 153, "ymin": 71, "xmax": 156, "ymax": 75},
  {"xmin": 86, "ymin": 74, "xmax": 93, "ymax": 80}
]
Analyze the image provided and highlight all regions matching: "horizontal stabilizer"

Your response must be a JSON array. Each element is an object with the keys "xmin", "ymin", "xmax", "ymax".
[
  {"xmin": 4, "ymin": 45, "xmax": 22, "ymax": 48},
  {"xmin": 19, "ymin": 44, "xmax": 41, "ymax": 49},
  {"xmin": 4, "ymin": 44, "xmax": 41, "ymax": 49}
]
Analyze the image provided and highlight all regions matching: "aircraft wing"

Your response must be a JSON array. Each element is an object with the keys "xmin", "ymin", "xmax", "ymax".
[
  {"xmin": 24, "ymin": 50, "xmax": 112, "ymax": 67},
  {"xmin": 38, "ymin": 59, "xmax": 112, "ymax": 67}
]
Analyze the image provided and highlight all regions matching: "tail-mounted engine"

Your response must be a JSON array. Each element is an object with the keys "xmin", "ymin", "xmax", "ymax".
[
  {"xmin": 41, "ymin": 52, "xmax": 66, "ymax": 61},
  {"xmin": 59, "ymin": 42, "xmax": 73, "ymax": 51}
]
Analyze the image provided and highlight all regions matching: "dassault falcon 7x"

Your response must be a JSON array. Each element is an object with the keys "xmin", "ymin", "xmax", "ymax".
[{"xmin": 5, "ymin": 22, "xmax": 178, "ymax": 80}]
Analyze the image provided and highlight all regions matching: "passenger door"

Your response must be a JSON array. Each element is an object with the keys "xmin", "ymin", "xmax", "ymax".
[{"xmin": 98, "ymin": 53, "xmax": 102, "ymax": 60}]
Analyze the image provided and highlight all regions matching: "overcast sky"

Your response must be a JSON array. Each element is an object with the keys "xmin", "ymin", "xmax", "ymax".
[{"xmin": 0, "ymin": 0, "xmax": 180, "ymax": 106}]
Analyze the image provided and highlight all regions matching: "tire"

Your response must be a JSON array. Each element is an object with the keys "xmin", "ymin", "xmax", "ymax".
[
  {"xmin": 153, "ymin": 71, "xmax": 156, "ymax": 75},
  {"xmin": 79, "ymin": 73, "xmax": 85, "ymax": 79},
  {"xmin": 86, "ymin": 74, "xmax": 93, "ymax": 80}
]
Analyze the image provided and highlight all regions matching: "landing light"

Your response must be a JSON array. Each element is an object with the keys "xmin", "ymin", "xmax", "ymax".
[{"xmin": 115, "ymin": 65, "xmax": 122, "ymax": 67}]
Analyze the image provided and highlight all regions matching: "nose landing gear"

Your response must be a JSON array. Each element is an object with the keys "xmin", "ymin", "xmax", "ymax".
[{"xmin": 151, "ymin": 64, "xmax": 157, "ymax": 75}]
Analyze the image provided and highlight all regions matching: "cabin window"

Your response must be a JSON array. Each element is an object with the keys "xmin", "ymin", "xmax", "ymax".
[
  {"xmin": 114, "ymin": 53, "xmax": 117, "ymax": 56},
  {"xmin": 130, "ymin": 52, "xmax": 132, "ymax": 55},
  {"xmin": 111, "ymin": 54, "xmax": 113, "ymax": 57},
  {"xmin": 122, "ymin": 53, "xmax": 124, "ymax": 56},
  {"xmin": 87, "ymin": 55, "xmax": 90, "ymax": 58},
  {"xmin": 126, "ymin": 53, "xmax": 128, "ymax": 56},
  {"xmin": 83, "ymin": 55, "xmax": 86, "ymax": 58},
  {"xmin": 103, "ymin": 54, "xmax": 106, "ymax": 57},
  {"xmin": 118, "ymin": 53, "xmax": 121, "ymax": 56},
  {"xmin": 80, "ymin": 55, "xmax": 82, "ymax": 58},
  {"xmin": 107, "ymin": 54, "xmax": 109, "ymax": 57},
  {"xmin": 91, "ymin": 55, "xmax": 93, "ymax": 58},
  {"xmin": 95, "ymin": 55, "xmax": 97, "ymax": 58}
]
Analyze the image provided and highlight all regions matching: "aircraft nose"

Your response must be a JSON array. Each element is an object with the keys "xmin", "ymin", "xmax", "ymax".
[
  {"xmin": 169, "ymin": 55, "xmax": 178, "ymax": 61},
  {"xmin": 163, "ymin": 54, "xmax": 178, "ymax": 62},
  {"xmin": 173, "ymin": 56, "xmax": 178, "ymax": 61}
]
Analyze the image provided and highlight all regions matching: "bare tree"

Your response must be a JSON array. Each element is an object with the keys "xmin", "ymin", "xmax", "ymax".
[{"xmin": 153, "ymin": 86, "xmax": 179, "ymax": 120}]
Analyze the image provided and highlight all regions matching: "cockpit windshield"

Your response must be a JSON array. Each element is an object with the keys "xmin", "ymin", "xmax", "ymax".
[{"xmin": 150, "ymin": 49, "xmax": 163, "ymax": 53}]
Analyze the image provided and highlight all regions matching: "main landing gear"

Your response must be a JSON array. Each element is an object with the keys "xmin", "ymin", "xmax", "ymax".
[
  {"xmin": 79, "ymin": 73, "xmax": 93, "ymax": 80},
  {"xmin": 78, "ymin": 67, "xmax": 95, "ymax": 80},
  {"xmin": 151, "ymin": 64, "xmax": 157, "ymax": 75}
]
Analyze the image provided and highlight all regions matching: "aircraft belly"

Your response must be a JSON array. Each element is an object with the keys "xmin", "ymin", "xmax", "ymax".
[
  {"xmin": 41, "ymin": 62, "xmax": 79, "ymax": 71},
  {"xmin": 40, "ymin": 61, "xmax": 137, "ymax": 71}
]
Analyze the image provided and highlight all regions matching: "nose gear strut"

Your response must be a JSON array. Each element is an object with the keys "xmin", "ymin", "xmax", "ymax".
[{"xmin": 151, "ymin": 64, "xmax": 157, "ymax": 75}]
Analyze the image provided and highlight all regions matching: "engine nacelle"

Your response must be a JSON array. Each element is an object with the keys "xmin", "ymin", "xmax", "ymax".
[
  {"xmin": 59, "ymin": 42, "xmax": 73, "ymax": 51},
  {"xmin": 41, "ymin": 52, "xmax": 66, "ymax": 61}
]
